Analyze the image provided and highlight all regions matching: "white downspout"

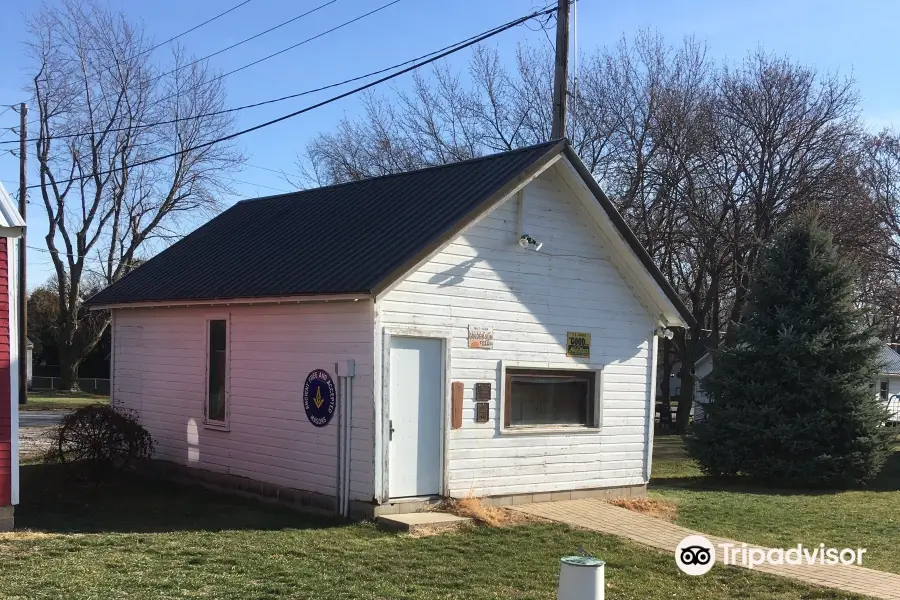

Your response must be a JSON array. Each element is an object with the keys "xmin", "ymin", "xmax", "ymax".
[
  {"xmin": 336, "ymin": 360, "xmax": 356, "ymax": 518},
  {"xmin": 335, "ymin": 365, "xmax": 345, "ymax": 516},
  {"xmin": 343, "ymin": 360, "xmax": 355, "ymax": 517}
]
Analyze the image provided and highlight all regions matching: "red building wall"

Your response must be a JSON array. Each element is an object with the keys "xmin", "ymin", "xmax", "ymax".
[{"xmin": 0, "ymin": 239, "xmax": 10, "ymax": 506}]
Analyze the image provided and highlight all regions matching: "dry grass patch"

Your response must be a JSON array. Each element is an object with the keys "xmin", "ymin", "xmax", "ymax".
[
  {"xmin": 0, "ymin": 530, "xmax": 62, "ymax": 541},
  {"xmin": 438, "ymin": 496, "xmax": 539, "ymax": 527},
  {"xmin": 608, "ymin": 497, "xmax": 677, "ymax": 522}
]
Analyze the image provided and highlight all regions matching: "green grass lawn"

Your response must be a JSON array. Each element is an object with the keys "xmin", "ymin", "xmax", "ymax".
[
  {"xmin": 22, "ymin": 390, "xmax": 109, "ymax": 411},
  {"xmin": 0, "ymin": 464, "xmax": 866, "ymax": 600},
  {"xmin": 650, "ymin": 435, "xmax": 900, "ymax": 575}
]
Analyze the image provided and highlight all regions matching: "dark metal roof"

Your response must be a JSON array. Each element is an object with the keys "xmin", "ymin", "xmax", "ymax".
[
  {"xmin": 87, "ymin": 140, "xmax": 563, "ymax": 306},
  {"xmin": 86, "ymin": 139, "xmax": 696, "ymax": 328}
]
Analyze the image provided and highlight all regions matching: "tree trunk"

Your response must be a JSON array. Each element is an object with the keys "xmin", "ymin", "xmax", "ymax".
[
  {"xmin": 58, "ymin": 313, "xmax": 80, "ymax": 391},
  {"xmin": 659, "ymin": 336, "xmax": 673, "ymax": 430},
  {"xmin": 675, "ymin": 327, "xmax": 698, "ymax": 433},
  {"xmin": 59, "ymin": 347, "xmax": 80, "ymax": 391}
]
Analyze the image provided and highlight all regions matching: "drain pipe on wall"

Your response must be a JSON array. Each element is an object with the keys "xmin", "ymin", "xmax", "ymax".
[{"xmin": 336, "ymin": 360, "xmax": 356, "ymax": 518}]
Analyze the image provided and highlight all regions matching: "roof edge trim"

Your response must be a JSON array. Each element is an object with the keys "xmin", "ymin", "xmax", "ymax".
[{"xmin": 90, "ymin": 292, "xmax": 372, "ymax": 311}]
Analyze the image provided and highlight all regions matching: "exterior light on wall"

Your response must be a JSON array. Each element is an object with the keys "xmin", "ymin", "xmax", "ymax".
[
  {"xmin": 519, "ymin": 234, "xmax": 543, "ymax": 251},
  {"xmin": 656, "ymin": 327, "xmax": 674, "ymax": 340}
]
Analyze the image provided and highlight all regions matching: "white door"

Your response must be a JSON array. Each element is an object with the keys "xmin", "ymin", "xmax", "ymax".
[{"xmin": 389, "ymin": 336, "xmax": 443, "ymax": 498}]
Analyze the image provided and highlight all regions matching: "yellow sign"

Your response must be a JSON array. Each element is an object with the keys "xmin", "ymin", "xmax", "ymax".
[
  {"xmin": 566, "ymin": 332, "xmax": 591, "ymax": 358},
  {"xmin": 468, "ymin": 325, "xmax": 494, "ymax": 349},
  {"xmin": 313, "ymin": 387, "xmax": 324, "ymax": 409}
]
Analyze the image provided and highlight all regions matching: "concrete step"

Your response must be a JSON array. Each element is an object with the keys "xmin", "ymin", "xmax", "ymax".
[{"xmin": 377, "ymin": 511, "xmax": 472, "ymax": 533}]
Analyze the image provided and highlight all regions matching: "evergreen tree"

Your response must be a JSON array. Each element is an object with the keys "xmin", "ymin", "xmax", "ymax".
[{"xmin": 688, "ymin": 217, "xmax": 892, "ymax": 487}]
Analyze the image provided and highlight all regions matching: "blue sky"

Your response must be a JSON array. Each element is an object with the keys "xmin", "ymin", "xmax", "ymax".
[{"xmin": 0, "ymin": 0, "xmax": 898, "ymax": 287}]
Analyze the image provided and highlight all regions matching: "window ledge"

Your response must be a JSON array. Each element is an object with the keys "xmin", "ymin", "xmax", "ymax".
[
  {"xmin": 203, "ymin": 420, "xmax": 230, "ymax": 432},
  {"xmin": 501, "ymin": 425, "xmax": 600, "ymax": 436}
]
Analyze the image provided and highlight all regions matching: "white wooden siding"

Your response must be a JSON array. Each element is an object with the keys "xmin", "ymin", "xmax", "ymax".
[
  {"xmin": 379, "ymin": 167, "xmax": 655, "ymax": 498},
  {"xmin": 885, "ymin": 376, "xmax": 900, "ymax": 422},
  {"xmin": 113, "ymin": 302, "xmax": 375, "ymax": 501}
]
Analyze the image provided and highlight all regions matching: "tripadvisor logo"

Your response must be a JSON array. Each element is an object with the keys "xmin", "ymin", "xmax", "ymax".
[
  {"xmin": 675, "ymin": 536, "xmax": 867, "ymax": 575},
  {"xmin": 676, "ymin": 535, "xmax": 715, "ymax": 575}
]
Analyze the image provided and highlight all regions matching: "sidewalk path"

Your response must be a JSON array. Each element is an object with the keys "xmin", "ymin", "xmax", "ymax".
[
  {"xmin": 510, "ymin": 498, "xmax": 899, "ymax": 599},
  {"xmin": 20, "ymin": 410, "xmax": 69, "ymax": 428},
  {"xmin": 18, "ymin": 410, "xmax": 68, "ymax": 459}
]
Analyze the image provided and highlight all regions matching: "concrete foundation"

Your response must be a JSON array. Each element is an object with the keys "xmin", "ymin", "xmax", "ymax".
[
  {"xmin": 0, "ymin": 505, "xmax": 14, "ymax": 532},
  {"xmin": 372, "ymin": 484, "xmax": 647, "ymax": 516},
  {"xmin": 141, "ymin": 459, "xmax": 646, "ymax": 520}
]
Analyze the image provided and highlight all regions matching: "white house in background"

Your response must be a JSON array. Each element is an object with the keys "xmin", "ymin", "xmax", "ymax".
[
  {"xmin": 693, "ymin": 344, "xmax": 900, "ymax": 423},
  {"xmin": 877, "ymin": 345, "xmax": 900, "ymax": 422},
  {"xmin": 87, "ymin": 140, "xmax": 693, "ymax": 518}
]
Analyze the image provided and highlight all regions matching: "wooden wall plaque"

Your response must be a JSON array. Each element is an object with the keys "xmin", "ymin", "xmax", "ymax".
[
  {"xmin": 451, "ymin": 381, "xmax": 463, "ymax": 429},
  {"xmin": 475, "ymin": 402, "xmax": 489, "ymax": 423}
]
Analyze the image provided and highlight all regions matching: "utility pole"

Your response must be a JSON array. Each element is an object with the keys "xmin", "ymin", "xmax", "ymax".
[
  {"xmin": 550, "ymin": 0, "xmax": 570, "ymax": 140},
  {"xmin": 17, "ymin": 103, "xmax": 27, "ymax": 405}
]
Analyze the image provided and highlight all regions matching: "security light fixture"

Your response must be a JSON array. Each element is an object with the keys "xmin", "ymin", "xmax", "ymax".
[{"xmin": 519, "ymin": 234, "xmax": 543, "ymax": 251}]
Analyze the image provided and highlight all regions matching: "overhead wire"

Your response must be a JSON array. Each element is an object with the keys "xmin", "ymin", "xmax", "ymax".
[
  {"xmin": 9, "ymin": 0, "xmax": 401, "ymax": 146},
  {"xmin": 148, "ymin": 0, "xmax": 400, "ymax": 111},
  {"xmin": 25, "ymin": 3, "xmax": 558, "ymax": 191},
  {"xmin": 0, "ymin": 0, "xmax": 255, "ymax": 110},
  {"xmin": 143, "ymin": 0, "xmax": 255, "ymax": 55},
  {"xmin": 9, "ymin": 3, "xmax": 543, "ymax": 146},
  {"xmin": 154, "ymin": 0, "xmax": 338, "ymax": 82}
]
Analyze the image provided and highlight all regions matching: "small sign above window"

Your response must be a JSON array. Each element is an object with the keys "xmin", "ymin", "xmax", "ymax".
[
  {"xmin": 566, "ymin": 332, "xmax": 591, "ymax": 358},
  {"xmin": 468, "ymin": 325, "xmax": 494, "ymax": 349}
]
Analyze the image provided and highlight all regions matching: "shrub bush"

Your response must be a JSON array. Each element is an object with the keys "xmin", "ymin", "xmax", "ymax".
[
  {"xmin": 49, "ymin": 404, "xmax": 153, "ymax": 477},
  {"xmin": 688, "ymin": 218, "xmax": 893, "ymax": 487}
]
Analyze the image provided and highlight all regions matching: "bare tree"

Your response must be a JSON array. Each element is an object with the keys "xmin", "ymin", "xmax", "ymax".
[
  {"xmin": 298, "ymin": 33, "xmax": 900, "ymax": 432},
  {"xmin": 28, "ymin": 0, "xmax": 244, "ymax": 388}
]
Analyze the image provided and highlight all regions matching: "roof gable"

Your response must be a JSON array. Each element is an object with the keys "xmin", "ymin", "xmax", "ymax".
[
  {"xmin": 87, "ymin": 141, "xmax": 561, "ymax": 306},
  {"xmin": 87, "ymin": 140, "xmax": 694, "ymax": 328}
]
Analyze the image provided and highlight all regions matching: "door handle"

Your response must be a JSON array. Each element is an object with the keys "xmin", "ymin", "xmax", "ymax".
[{"xmin": 389, "ymin": 420, "xmax": 395, "ymax": 441}]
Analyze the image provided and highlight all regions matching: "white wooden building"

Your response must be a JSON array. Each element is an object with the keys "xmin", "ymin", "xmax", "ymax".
[{"xmin": 88, "ymin": 140, "xmax": 692, "ymax": 517}]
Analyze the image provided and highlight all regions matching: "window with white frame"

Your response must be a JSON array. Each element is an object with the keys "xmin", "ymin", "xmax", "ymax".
[
  {"xmin": 205, "ymin": 319, "xmax": 229, "ymax": 425},
  {"xmin": 879, "ymin": 380, "xmax": 889, "ymax": 402},
  {"xmin": 504, "ymin": 368, "xmax": 597, "ymax": 428}
]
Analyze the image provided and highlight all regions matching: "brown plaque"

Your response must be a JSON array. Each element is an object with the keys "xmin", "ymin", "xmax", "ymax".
[
  {"xmin": 451, "ymin": 381, "xmax": 463, "ymax": 429},
  {"xmin": 475, "ymin": 402, "xmax": 489, "ymax": 423},
  {"xmin": 475, "ymin": 382, "xmax": 491, "ymax": 401}
]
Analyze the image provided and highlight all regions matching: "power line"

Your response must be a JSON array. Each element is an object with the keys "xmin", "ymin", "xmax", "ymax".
[
  {"xmin": 7, "ymin": 6, "xmax": 523, "ymax": 146},
  {"xmin": 27, "ymin": 244, "xmax": 144, "ymax": 271},
  {"xmin": 0, "ymin": 1, "xmax": 255, "ymax": 111},
  {"xmin": 156, "ymin": 0, "xmax": 338, "ymax": 82},
  {"xmin": 144, "ymin": 0, "xmax": 255, "ymax": 55},
  {"xmin": 13, "ymin": 0, "xmax": 401, "ymax": 146},
  {"xmin": 167, "ymin": 0, "xmax": 401, "ymax": 99},
  {"xmin": 245, "ymin": 162, "xmax": 304, "ymax": 180},
  {"xmin": 25, "ymin": 4, "xmax": 557, "ymax": 191},
  {"xmin": 226, "ymin": 177, "xmax": 294, "ymax": 194}
]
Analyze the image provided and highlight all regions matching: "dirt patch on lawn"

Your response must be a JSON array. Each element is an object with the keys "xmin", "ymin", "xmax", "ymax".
[
  {"xmin": 437, "ymin": 496, "xmax": 545, "ymax": 527},
  {"xmin": 18, "ymin": 427, "xmax": 55, "ymax": 461},
  {"xmin": 608, "ymin": 497, "xmax": 677, "ymax": 522}
]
